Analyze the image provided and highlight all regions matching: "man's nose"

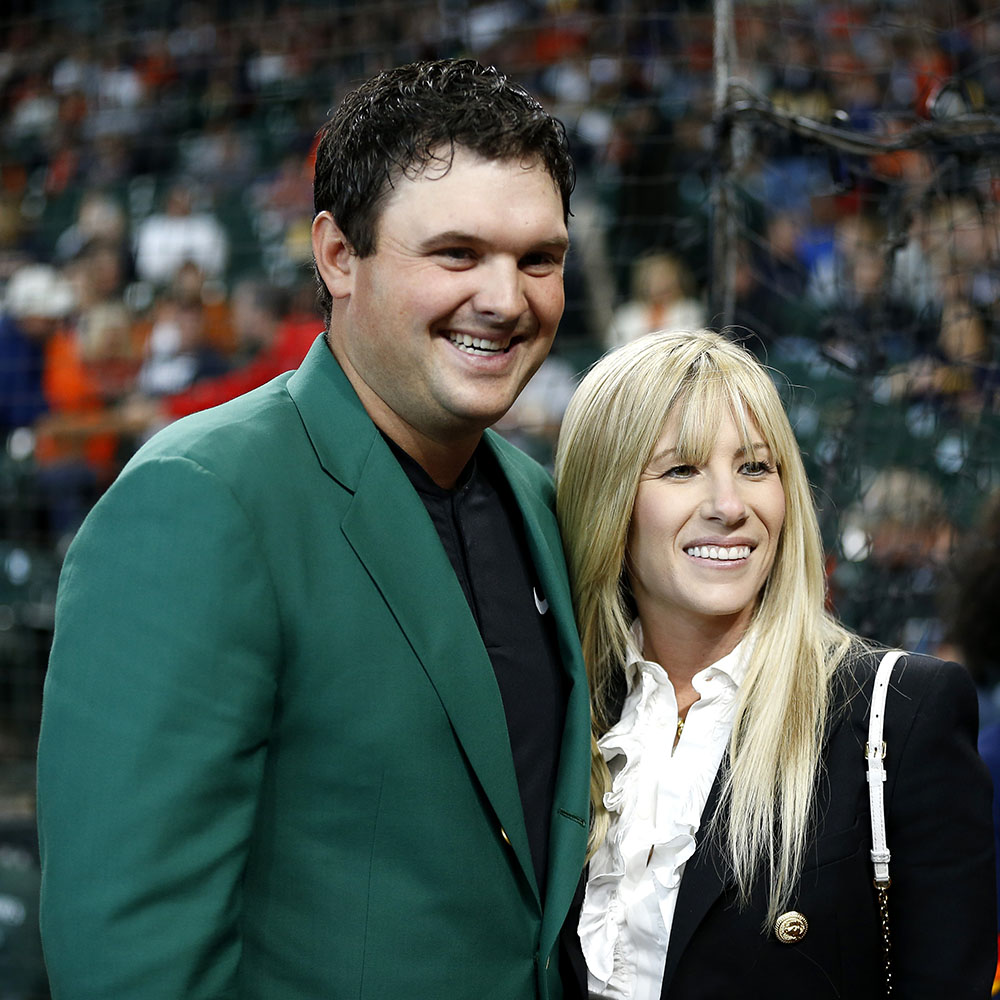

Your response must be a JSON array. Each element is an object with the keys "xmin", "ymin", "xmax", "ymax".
[{"xmin": 472, "ymin": 259, "xmax": 527, "ymax": 322}]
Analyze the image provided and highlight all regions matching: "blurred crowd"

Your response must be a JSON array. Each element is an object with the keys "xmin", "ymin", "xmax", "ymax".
[
  {"xmin": 0, "ymin": 1, "xmax": 1000, "ymax": 994},
  {"xmin": 0, "ymin": 0, "xmax": 997, "ymax": 664},
  {"xmin": 0, "ymin": 1, "xmax": 996, "ymax": 634}
]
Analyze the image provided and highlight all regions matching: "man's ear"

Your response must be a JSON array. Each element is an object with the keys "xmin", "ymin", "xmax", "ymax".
[{"xmin": 312, "ymin": 211, "xmax": 356, "ymax": 299}]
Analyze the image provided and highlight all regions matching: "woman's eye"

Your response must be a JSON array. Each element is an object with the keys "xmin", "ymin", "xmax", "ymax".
[
  {"xmin": 741, "ymin": 460, "xmax": 775, "ymax": 476},
  {"xmin": 663, "ymin": 464, "xmax": 697, "ymax": 479}
]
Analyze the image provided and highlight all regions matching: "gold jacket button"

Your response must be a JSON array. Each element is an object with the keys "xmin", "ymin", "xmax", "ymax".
[
  {"xmin": 774, "ymin": 911, "xmax": 808, "ymax": 943},
  {"xmin": 500, "ymin": 827, "xmax": 511, "ymax": 846}
]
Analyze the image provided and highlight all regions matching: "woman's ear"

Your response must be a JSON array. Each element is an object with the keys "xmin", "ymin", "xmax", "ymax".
[{"xmin": 312, "ymin": 211, "xmax": 355, "ymax": 300}]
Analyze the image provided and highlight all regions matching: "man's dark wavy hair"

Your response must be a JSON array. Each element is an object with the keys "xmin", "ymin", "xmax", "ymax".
[{"xmin": 312, "ymin": 58, "xmax": 575, "ymax": 320}]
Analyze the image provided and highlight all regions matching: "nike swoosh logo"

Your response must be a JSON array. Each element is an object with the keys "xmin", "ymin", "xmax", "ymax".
[{"xmin": 533, "ymin": 587, "xmax": 549, "ymax": 615}]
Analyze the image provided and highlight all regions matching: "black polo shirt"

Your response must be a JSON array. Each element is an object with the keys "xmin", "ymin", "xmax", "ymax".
[{"xmin": 385, "ymin": 435, "xmax": 568, "ymax": 898}]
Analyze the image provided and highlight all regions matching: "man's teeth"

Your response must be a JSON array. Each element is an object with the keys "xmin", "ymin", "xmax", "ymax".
[
  {"xmin": 686, "ymin": 545, "xmax": 751, "ymax": 560},
  {"xmin": 449, "ymin": 332, "xmax": 512, "ymax": 355}
]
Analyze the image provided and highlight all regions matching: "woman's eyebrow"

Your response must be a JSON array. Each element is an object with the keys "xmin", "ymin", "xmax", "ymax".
[{"xmin": 646, "ymin": 445, "xmax": 680, "ymax": 466}]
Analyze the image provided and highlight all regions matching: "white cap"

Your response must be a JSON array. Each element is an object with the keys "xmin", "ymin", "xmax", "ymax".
[{"xmin": 4, "ymin": 264, "xmax": 76, "ymax": 319}]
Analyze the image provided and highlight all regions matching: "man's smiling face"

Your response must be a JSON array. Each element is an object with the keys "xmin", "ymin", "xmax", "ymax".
[{"xmin": 325, "ymin": 146, "xmax": 569, "ymax": 454}]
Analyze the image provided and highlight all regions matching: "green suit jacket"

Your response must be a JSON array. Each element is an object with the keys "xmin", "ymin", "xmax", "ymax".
[{"xmin": 37, "ymin": 336, "xmax": 591, "ymax": 999}]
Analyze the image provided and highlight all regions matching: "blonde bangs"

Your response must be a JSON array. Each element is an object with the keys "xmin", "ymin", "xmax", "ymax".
[{"xmin": 663, "ymin": 351, "xmax": 795, "ymax": 478}]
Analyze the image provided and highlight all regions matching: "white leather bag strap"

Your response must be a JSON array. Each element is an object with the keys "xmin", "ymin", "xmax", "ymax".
[{"xmin": 867, "ymin": 649, "xmax": 905, "ymax": 886}]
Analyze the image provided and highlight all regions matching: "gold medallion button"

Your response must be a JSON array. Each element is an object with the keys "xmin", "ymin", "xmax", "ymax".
[{"xmin": 774, "ymin": 910, "xmax": 808, "ymax": 943}]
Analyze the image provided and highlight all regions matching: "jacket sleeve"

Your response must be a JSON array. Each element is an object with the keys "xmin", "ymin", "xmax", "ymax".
[
  {"xmin": 886, "ymin": 656, "xmax": 997, "ymax": 998},
  {"xmin": 37, "ymin": 453, "xmax": 280, "ymax": 998}
]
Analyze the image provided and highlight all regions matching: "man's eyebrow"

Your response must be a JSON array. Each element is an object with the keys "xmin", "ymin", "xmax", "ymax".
[
  {"xmin": 419, "ymin": 230, "xmax": 570, "ymax": 253},
  {"xmin": 419, "ymin": 230, "xmax": 475, "ymax": 248},
  {"xmin": 532, "ymin": 234, "xmax": 571, "ymax": 253}
]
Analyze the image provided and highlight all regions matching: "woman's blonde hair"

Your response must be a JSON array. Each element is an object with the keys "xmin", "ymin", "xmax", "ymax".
[{"xmin": 554, "ymin": 329, "xmax": 855, "ymax": 927}]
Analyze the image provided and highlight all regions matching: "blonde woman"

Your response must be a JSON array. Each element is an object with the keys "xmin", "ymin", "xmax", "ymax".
[{"xmin": 555, "ymin": 329, "xmax": 994, "ymax": 999}]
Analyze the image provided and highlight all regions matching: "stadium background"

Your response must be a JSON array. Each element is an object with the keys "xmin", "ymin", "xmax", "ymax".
[{"xmin": 1, "ymin": 1, "xmax": 999, "ymax": 994}]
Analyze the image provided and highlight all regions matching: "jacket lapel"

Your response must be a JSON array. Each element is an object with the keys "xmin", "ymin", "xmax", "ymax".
[
  {"xmin": 487, "ymin": 432, "xmax": 592, "ymax": 952},
  {"xmin": 286, "ymin": 340, "xmax": 539, "ymax": 902},
  {"xmin": 657, "ymin": 694, "xmax": 862, "ymax": 998}
]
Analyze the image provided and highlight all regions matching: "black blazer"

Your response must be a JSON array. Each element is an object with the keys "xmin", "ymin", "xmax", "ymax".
[{"xmin": 562, "ymin": 652, "xmax": 997, "ymax": 999}]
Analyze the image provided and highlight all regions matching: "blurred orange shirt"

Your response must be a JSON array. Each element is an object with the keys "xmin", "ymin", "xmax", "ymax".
[{"xmin": 38, "ymin": 329, "xmax": 128, "ymax": 478}]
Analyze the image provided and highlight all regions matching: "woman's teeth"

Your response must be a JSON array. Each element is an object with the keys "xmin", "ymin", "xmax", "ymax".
[{"xmin": 685, "ymin": 545, "xmax": 751, "ymax": 560}]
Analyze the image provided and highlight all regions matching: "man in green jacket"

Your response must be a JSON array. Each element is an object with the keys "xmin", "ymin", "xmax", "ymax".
[{"xmin": 37, "ymin": 58, "xmax": 591, "ymax": 999}]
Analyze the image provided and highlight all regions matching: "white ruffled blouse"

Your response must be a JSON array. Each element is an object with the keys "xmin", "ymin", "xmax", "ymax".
[{"xmin": 579, "ymin": 625, "xmax": 749, "ymax": 1000}]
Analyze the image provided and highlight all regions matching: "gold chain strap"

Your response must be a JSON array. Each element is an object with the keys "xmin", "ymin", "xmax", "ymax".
[{"xmin": 876, "ymin": 882, "xmax": 892, "ymax": 995}]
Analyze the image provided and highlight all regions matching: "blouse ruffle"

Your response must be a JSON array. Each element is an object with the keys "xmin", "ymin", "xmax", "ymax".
[{"xmin": 579, "ymin": 635, "xmax": 747, "ymax": 999}]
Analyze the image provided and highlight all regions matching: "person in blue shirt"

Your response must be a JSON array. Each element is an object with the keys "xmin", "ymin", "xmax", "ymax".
[{"xmin": 0, "ymin": 263, "xmax": 76, "ymax": 437}]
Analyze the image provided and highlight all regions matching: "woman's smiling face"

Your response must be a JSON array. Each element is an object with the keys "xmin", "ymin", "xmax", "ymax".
[{"xmin": 626, "ymin": 405, "xmax": 786, "ymax": 640}]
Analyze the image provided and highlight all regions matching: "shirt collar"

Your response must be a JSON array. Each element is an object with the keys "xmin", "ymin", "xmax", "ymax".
[
  {"xmin": 379, "ymin": 429, "xmax": 479, "ymax": 497},
  {"xmin": 624, "ymin": 618, "xmax": 753, "ymax": 690}
]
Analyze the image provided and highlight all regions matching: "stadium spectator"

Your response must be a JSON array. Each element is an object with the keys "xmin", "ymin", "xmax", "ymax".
[
  {"xmin": 133, "ymin": 179, "xmax": 229, "ymax": 288},
  {"xmin": 936, "ymin": 487, "xmax": 1000, "ymax": 994},
  {"xmin": 135, "ymin": 265, "xmax": 231, "ymax": 399},
  {"xmin": 0, "ymin": 263, "xmax": 76, "ymax": 440},
  {"xmin": 604, "ymin": 94, "xmax": 685, "ymax": 296},
  {"xmin": 880, "ymin": 297, "xmax": 992, "ymax": 413},
  {"xmin": 124, "ymin": 276, "xmax": 321, "ymax": 427},
  {"xmin": 605, "ymin": 249, "xmax": 705, "ymax": 351},
  {"xmin": 64, "ymin": 237, "xmax": 131, "ymax": 314},
  {"xmin": 180, "ymin": 115, "xmax": 260, "ymax": 196},
  {"xmin": 34, "ymin": 300, "xmax": 141, "ymax": 543},
  {"xmin": 833, "ymin": 466, "xmax": 954, "ymax": 653},
  {"xmin": 53, "ymin": 189, "xmax": 129, "ymax": 266},
  {"xmin": 731, "ymin": 212, "xmax": 820, "ymax": 357},
  {"xmin": 810, "ymin": 211, "xmax": 928, "ymax": 370}
]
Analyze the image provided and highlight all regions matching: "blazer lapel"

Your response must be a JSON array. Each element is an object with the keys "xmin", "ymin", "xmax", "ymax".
[
  {"xmin": 487, "ymin": 432, "xmax": 592, "ymax": 951},
  {"xmin": 659, "ymin": 767, "xmax": 729, "ymax": 999},
  {"xmin": 657, "ymin": 694, "xmax": 865, "ymax": 998},
  {"xmin": 286, "ymin": 341, "xmax": 539, "ymax": 903}
]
